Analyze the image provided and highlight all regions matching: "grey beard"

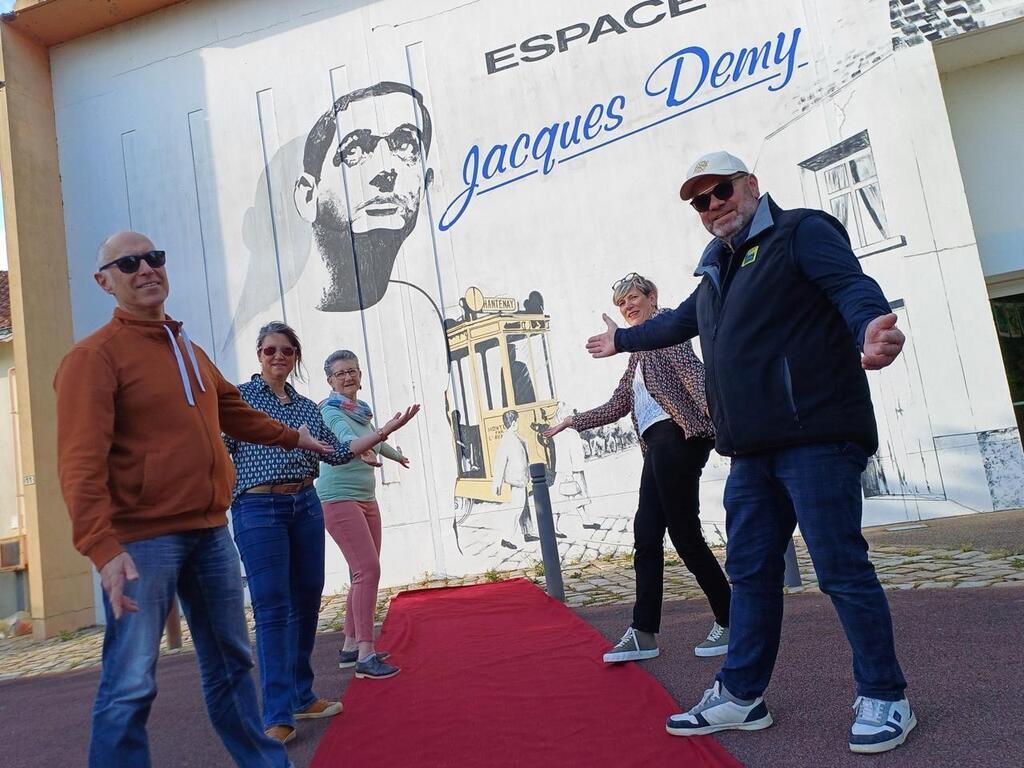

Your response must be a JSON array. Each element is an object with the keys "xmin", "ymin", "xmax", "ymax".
[{"xmin": 312, "ymin": 215, "xmax": 414, "ymax": 312}]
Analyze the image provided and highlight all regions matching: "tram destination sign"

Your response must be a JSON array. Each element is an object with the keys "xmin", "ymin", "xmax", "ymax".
[{"xmin": 465, "ymin": 287, "xmax": 519, "ymax": 314}]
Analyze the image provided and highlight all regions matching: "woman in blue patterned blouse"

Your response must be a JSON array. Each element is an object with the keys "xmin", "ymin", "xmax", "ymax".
[{"xmin": 226, "ymin": 321, "xmax": 419, "ymax": 745}]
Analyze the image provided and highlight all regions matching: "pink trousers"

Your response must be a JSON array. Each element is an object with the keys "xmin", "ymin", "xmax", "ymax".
[{"xmin": 323, "ymin": 500, "xmax": 382, "ymax": 643}]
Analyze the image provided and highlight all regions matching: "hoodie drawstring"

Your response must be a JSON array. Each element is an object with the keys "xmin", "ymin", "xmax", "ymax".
[
  {"xmin": 180, "ymin": 327, "xmax": 207, "ymax": 395},
  {"xmin": 163, "ymin": 324, "xmax": 206, "ymax": 406}
]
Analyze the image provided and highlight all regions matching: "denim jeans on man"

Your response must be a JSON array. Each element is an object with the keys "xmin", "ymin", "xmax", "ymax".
[
  {"xmin": 717, "ymin": 441, "xmax": 907, "ymax": 701},
  {"xmin": 89, "ymin": 527, "xmax": 290, "ymax": 768},
  {"xmin": 231, "ymin": 485, "xmax": 326, "ymax": 729}
]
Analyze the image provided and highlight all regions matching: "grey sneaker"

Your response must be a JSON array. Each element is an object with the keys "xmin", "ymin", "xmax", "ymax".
[
  {"xmin": 354, "ymin": 654, "xmax": 400, "ymax": 679},
  {"xmin": 602, "ymin": 627, "xmax": 659, "ymax": 663},
  {"xmin": 338, "ymin": 649, "xmax": 390, "ymax": 669},
  {"xmin": 849, "ymin": 696, "xmax": 916, "ymax": 754},
  {"xmin": 666, "ymin": 681, "xmax": 773, "ymax": 736},
  {"xmin": 694, "ymin": 622, "xmax": 729, "ymax": 657}
]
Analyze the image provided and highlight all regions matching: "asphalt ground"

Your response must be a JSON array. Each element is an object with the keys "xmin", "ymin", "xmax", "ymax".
[
  {"xmin": 2, "ymin": 585, "xmax": 1021, "ymax": 767},
  {"xmin": 861, "ymin": 508, "xmax": 1024, "ymax": 553},
  {"xmin": 586, "ymin": 588, "xmax": 1024, "ymax": 768}
]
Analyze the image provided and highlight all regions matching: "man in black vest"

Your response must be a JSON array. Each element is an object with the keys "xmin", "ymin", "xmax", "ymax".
[{"xmin": 587, "ymin": 151, "xmax": 914, "ymax": 755}]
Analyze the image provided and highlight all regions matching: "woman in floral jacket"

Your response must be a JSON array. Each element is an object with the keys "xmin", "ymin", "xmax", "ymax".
[{"xmin": 545, "ymin": 273, "xmax": 731, "ymax": 663}]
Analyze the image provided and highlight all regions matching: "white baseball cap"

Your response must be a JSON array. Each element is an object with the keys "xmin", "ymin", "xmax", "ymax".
[{"xmin": 679, "ymin": 151, "xmax": 749, "ymax": 201}]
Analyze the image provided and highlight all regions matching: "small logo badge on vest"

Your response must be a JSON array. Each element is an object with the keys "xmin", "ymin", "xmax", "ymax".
[{"xmin": 741, "ymin": 246, "xmax": 759, "ymax": 267}]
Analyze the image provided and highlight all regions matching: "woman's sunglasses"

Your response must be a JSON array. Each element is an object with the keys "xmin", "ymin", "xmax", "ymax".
[
  {"xmin": 611, "ymin": 272, "xmax": 642, "ymax": 292},
  {"xmin": 260, "ymin": 346, "xmax": 296, "ymax": 358},
  {"xmin": 99, "ymin": 250, "xmax": 167, "ymax": 274},
  {"xmin": 689, "ymin": 174, "xmax": 747, "ymax": 212}
]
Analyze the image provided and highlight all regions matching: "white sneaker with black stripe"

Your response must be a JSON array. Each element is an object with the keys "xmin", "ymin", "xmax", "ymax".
[
  {"xmin": 666, "ymin": 681, "xmax": 773, "ymax": 736},
  {"xmin": 848, "ymin": 696, "xmax": 916, "ymax": 754},
  {"xmin": 602, "ymin": 627, "xmax": 659, "ymax": 663}
]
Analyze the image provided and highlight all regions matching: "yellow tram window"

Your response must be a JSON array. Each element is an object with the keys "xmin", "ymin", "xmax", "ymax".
[
  {"xmin": 504, "ymin": 335, "xmax": 538, "ymax": 406},
  {"xmin": 474, "ymin": 337, "xmax": 507, "ymax": 411}
]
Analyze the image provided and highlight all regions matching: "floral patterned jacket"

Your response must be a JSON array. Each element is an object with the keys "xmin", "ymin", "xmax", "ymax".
[{"xmin": 571, "ymin": 310, "xmax": 714, "ymax": 454}]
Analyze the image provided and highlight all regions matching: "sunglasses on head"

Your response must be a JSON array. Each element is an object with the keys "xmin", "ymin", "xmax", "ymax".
[
  {"xmin": 260, "ymin": 346, "xmax": 296, "ymax": 358},
  {"xmin": 99, "ymin": 250, "xmax": 166, "ymax": 274},
  {"xmin": 689, "ymin": 173, "xmax": 747, "ymax": 213},
  {"xmin": 612, "ymin": 272, "xmax": 642, "ymax": 292}
]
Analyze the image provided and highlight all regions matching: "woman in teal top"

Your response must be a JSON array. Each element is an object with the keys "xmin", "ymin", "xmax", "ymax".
[{"xmin": 317, "ymin": 349, "xmax": 410, "ymax": 680}]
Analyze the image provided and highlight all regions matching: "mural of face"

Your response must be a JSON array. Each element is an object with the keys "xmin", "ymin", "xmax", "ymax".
[{"xmin": 294, "ymin": 82, "xmax": 433, "ymax": 313}]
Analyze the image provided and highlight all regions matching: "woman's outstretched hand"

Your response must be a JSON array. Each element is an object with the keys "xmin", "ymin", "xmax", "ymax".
[
  {"xmin": 543, "ymin": 418, "xmax": 572, "ymax": 438},
  {"xmin": 360, "ymin": 449, "xmax": 383, "ymax": 467},
  {"xmin": 381, "ymin": 404, "xmax": 421, "ymax": 438}
]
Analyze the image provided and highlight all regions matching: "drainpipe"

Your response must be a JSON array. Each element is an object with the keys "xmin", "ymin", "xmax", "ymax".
[
  {"xmin": 8, "ymin": 365, "xmax": 29, "ymax": 613},
  {"xmin": 9, "ymin": 367, "xmax": 26, "ymax": 542}
]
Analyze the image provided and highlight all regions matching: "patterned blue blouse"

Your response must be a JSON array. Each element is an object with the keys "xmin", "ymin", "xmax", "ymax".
[{"xmin": 224, "ymin": 375, "xmax": 353, "ymax": 499}]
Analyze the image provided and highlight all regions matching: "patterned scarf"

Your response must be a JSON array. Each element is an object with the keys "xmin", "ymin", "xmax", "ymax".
[{"xmin": 322, "ymin": 392, "xmax": 374, "ymax": 425}]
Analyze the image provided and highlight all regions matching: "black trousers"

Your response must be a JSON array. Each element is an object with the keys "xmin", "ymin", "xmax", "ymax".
[{"xmin": 632, "ymin": 420, "xmax": 731, "ymax": 634}]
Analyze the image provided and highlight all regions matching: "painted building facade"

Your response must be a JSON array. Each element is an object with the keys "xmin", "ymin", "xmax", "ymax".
[{"xmin": 4, "ymin": 0, "xmax": 1024, "ymax": 627}]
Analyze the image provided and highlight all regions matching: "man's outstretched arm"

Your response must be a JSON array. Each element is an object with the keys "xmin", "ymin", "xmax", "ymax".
[
  {"xmin": 794, "ymin": 216, "xmax": 904, "ymax": 369},
  {"xmin": 586, "ymin": 290, "xmax": 699, "ymax": 358}
]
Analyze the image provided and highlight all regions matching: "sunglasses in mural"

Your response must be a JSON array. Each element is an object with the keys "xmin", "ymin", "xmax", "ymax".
[{"xmin": 293, "ymin": 81, "xmax": 435, "ymax": 313}]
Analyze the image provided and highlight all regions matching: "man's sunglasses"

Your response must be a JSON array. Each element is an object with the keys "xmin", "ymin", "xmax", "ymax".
[
  {"xmin": 99, "ymin": 250, "xmax": 166, "ymax": 274},
  {"xmin": 689, "ymin": 174, "xmax": 747, "ymax": 212},
  {"xmin": 260, "ymin": 345, "xmax": 296, "ymax": 358}
]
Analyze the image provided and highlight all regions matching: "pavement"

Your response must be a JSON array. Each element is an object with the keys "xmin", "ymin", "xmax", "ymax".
[
  {"xmin": 584, "ymin": 587, "xmax": 1024, "ymax": 768},
  {"xmin": 3, "ymin": 517, "xmax": 1024, "ymax": 679},
  {"xmin": 2, "ymin": 567, "xmax": 1021, "ymax": 767},
  {"xmin": 862, "ymin": 507, "xmax": 1024, "ymax": 553}
]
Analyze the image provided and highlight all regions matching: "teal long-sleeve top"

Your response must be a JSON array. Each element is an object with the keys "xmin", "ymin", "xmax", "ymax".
[{"xmin": 316, "ymin": 403, "xmax": 404, "ymax": 502}]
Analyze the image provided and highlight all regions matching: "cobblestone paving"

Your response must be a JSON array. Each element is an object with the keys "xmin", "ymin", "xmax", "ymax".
[{"xmin": 2, "ymin": 543, "xmax": 1022, "ymax": 680}]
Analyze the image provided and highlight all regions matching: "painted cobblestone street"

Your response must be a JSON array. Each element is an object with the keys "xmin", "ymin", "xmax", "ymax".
[{"xmin": 2, "ymin": 542, "xmax": 1023, "ymax": 680}]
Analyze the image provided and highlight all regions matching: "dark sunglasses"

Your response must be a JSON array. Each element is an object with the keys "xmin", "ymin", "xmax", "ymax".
[
  {"xmin": 99, "ymin": 250, "xmax": 166, "ymax": 274},
  {"xmin": 260, "ymin": 346, "xmax": 296, "ymax": 358},
  {"xmin": 689, "ymin": 174, "xmax": 747, "ymax": 212}
]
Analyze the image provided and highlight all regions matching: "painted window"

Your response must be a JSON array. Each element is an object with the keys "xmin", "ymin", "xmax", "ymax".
[
  {"xmin": 526, "ymin": 332, "xmax": 556, "ymax": 402},
  {"xmin": 799, "ymin": 130, "xmax": 906, "ymax": 257},
  {"xmin": 474, "ymin": 338, "xmax": 506, "ymax": 411},
  {"xmin": 504, "ymin": 335, "xmax": 537, "ymax": 405},
  {"xmin": 821, "ymin": 150, "xmax": 889, "ymax": 249},
  {"xmin": 449, "ymin": 347, "xmax": 485, "ymax": 478}
]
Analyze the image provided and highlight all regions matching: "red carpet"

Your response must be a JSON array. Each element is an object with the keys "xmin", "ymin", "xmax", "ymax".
[{"xmin": 311, "ymin": 578, "xmax": 742, "ymax": 768}]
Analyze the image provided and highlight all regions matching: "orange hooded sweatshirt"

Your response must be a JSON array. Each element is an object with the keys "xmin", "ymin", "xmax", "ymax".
[{"xmin": 54, "ymin": 309, "xmax": 300, "ymax": 569}]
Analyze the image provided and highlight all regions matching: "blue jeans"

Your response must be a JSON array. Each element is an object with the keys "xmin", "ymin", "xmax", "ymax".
[
  {"xmin": 231, "ymin": 485, "xmax": 326, "ymax": 729},
  {"xmin": 717, "ymin": 442, "xmax": 907, "ymax": 701},
  {"xmin": 89, "ymin": 527, "xmax": 290, "ymax": 768}
]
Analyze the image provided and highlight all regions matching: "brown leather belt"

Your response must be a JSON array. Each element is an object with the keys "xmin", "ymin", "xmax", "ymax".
[{"xmin": 244, "ymin": 477, "xmax": 314, "ymax": 495}]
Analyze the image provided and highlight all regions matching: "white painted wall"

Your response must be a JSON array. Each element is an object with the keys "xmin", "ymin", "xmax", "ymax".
[
  {"xmin": 941, "ymin": 53, "xmax": 1024, "ymax": 280},
  {"xmin": 46, "ymin": 0, "xmax": 1024, "ymax": 599}
]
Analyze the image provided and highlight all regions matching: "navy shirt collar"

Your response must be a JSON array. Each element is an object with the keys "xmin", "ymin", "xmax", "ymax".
[{"xmin": 250, "ymin": 373, "xmax": 298, "ymax": 399}]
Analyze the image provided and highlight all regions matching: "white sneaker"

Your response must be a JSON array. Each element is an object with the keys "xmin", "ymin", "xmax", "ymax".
[
  {"xmin": 848, "ymin": 696, "xmax": 917, "ymax": 754},
  {"xmin": 694, "ymin": 622, "xmax": 729, "ymax": 657},
  {"xmin": 666, "ymin": 681, "xmax": 773, "ymax": 736},
  {"xmin": 602, "ymin": 627, "xmax": 659, "ymax": 663}
]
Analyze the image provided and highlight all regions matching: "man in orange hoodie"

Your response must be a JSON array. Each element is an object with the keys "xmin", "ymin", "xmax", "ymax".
[{"xmin": 54, "ymin": 231, "xmax": 334, "ymax": 768}]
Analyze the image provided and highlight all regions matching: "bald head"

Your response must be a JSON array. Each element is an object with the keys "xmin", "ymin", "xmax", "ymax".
[
  {"xmin": 97, "ymin": 231, "xmax": 156, "ymax": 271},
  {"xmin": 93, "ymin": 230, "xmax": 169, "ymax": 321}
]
